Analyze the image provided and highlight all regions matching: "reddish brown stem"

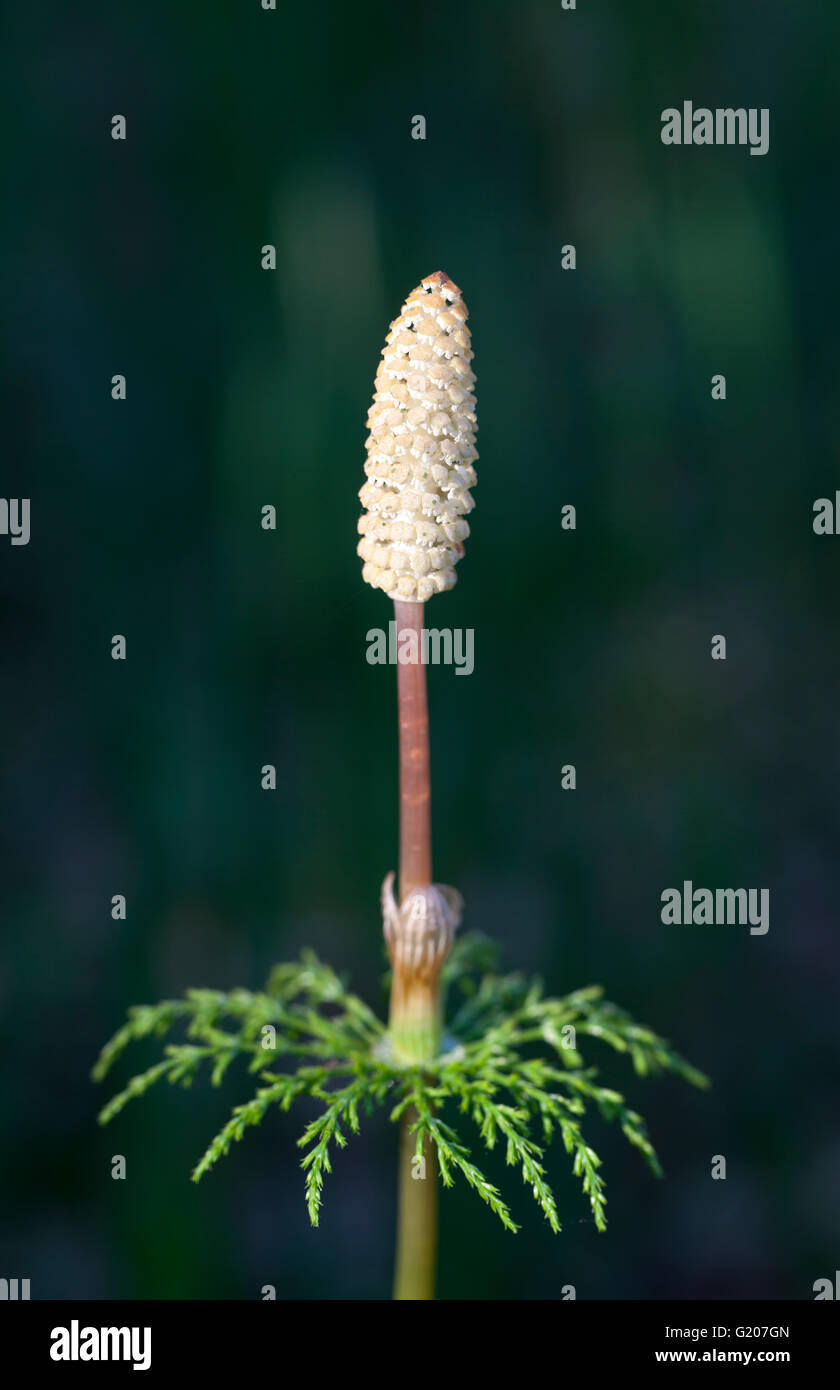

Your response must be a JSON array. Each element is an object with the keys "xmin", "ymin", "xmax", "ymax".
[{"xmin": 394, "ymin": 599, "xmax": 431, "ymax": 900}]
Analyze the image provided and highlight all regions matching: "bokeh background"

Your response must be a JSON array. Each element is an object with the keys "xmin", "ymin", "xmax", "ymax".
[{"xmin": 3, "ymin": 0, "xmax": 839, "ymax": 1299}]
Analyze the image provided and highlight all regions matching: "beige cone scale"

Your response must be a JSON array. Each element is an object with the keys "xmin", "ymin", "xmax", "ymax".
[{"xmin": 358, "ymin": 271, "xmax": 478, "ymax": 601}]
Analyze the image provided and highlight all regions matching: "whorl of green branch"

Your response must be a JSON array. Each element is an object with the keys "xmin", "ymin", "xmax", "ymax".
[{"xmin": 93, "ymin": 938, "xmax": 708, "ymax": 1234}]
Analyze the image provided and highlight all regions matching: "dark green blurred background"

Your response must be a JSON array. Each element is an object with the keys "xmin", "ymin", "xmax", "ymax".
[{"xmin": 3, "ymin": 0, "xmax": 839, "ymax": 1299}]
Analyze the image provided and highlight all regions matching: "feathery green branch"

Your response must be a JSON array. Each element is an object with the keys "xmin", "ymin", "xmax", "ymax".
[{"xmin": 94, "ymin": 938, "xmax": 708, "ymax": 1234}]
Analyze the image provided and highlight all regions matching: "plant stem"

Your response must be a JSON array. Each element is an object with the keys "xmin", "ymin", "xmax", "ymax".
[
  {"xmin": 391, "ymin": 598, "xmax": 438, "ymax": 1301},
  {"xmin": 395, "ymin": 599, "xmax": 432, "ymax": 900},
  {"xmin": 393, "ymin": 1111, "xmax": 438, "ymax": 1301}
]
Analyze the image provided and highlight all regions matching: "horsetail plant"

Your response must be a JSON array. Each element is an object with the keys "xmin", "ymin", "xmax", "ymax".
[{"xmin": 94, "ymin": 271, "xmax": 708, "ymax": 1301}]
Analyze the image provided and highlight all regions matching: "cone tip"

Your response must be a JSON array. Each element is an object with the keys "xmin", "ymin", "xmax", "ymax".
[{"xmin": 418, "ymin": 270, "xmax": 462, "ymax": 298}]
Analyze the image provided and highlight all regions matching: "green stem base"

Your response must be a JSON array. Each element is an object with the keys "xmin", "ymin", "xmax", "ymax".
[{"xmin": 393, "ymin": 1108, "xmax": 438, "ymax": 1300}]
